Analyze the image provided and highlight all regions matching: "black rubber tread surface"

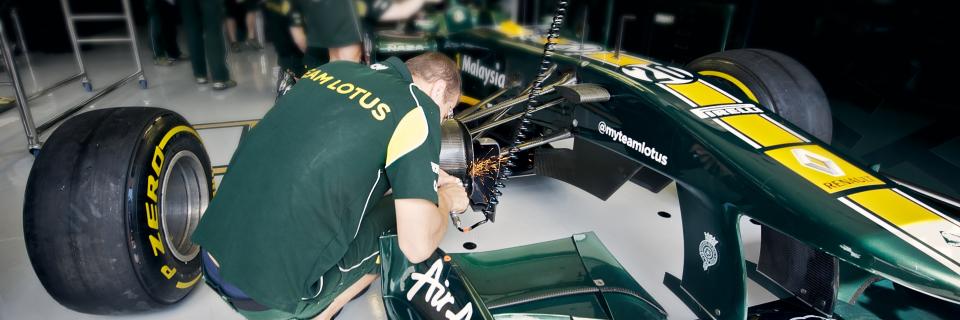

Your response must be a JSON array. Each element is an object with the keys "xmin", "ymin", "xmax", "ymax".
[
  {"xmin": 690, "ymin": 49, "xmax": 839, "ymax": 315},
  {"xmin": 689, "ymin": 49, "xmax": 833, "ymax": 143},
  {"xmin": 23, "ymin": 107, "xmax": 211, "ymax": 314}
]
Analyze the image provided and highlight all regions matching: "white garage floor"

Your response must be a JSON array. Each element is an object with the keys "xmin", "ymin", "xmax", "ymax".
[{"xmin": 0, "ymin": 41, "xmax": 773, "ymax": 320}]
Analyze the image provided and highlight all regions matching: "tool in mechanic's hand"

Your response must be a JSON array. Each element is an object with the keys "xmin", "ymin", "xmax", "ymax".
[{"xmin": 447, "ymin": 177, "xmax": 477, "ymax": 232}]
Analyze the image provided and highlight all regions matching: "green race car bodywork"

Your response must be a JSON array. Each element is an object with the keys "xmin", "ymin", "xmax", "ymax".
[
  {"xmin": 379, "ymin": 232, "xmax": 666, "ymax": 320},
  {"xmin": 370, "ymin": 17, "xmax": 960, "ymax": 320}
]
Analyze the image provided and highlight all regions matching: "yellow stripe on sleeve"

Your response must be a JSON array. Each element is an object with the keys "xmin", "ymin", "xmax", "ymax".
[{"xmin": 386, "ymin": 107, "xmax": 429, "ymax": 167}]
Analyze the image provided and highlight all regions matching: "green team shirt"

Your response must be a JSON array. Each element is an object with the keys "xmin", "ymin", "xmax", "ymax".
[
  {"xmin": 289, "ymin": 0, "xmax": 390, "ymax": 48},
  {"xmin": 192, "ymin": 57, "xmax": 441, "ymax": 313}
]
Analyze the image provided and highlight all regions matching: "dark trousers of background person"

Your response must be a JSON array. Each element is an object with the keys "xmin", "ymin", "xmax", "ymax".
[
  {"xmin": 180, "ymin": 0, "xmax": 231, "ymax": 82},
  {"xmin": 262, "ymin": 5, "xmax": 303, "ymax": 74},
  {"xmin": 145, "ymin": 0, "xmax": 183, "ymax": 60},
  {"xmin": 225, "ymin": 0, "xmax": 250, "ymax": 41}
]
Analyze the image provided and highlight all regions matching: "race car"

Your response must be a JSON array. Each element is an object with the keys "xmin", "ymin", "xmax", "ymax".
[
  {"xmin": 367, "ymin": 17, "xmax": 960, "ymax": 319},
  {"xmin": 21, "ymin": 2, "xmax": 960, "ymax": 319}
]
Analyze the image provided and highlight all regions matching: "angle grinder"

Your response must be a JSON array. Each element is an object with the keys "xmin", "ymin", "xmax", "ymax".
[{"xmin": 439, "ymin": 119, "xmax": 501, "ymax": 232}]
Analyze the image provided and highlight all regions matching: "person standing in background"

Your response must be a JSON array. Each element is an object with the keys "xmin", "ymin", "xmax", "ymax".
[
  {"xmin": 145, "ymin": 0, "xmax": 185, "ymax": 66},
  {"xmin": 180, "ymin": 0, "xmax": 237, "ymax": 90},
  {"xmin": 289, "ymin": 0, "xmax": 442, "ymax": 68},
  {"xmin": 225, "ymin": 0, "xmax": 264, "ymax": 52},
  {"xmin": 263, "ymin": 0, "xmax": 303, "ymax": 75}
]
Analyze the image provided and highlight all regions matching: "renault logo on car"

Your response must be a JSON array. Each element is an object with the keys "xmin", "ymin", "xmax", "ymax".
[{"xmin": 792, "ymin": 148, "xmax": 845, "ymax": 177}]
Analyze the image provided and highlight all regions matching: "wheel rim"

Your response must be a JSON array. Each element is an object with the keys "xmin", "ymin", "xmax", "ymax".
[{"xmin": 160, "ymin": 151, "xmax": 209, "ymax": 262}]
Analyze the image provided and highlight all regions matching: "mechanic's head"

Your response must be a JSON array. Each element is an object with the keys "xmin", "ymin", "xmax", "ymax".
[{"xmin": 407, "ymin": 52, "xmax": 462, "ymax": 120}]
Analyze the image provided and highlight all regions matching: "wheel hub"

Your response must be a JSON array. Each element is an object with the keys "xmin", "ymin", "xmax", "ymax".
[{"xmin": 160, "ymin": 151, "xmax": 209, "ymax": 262}]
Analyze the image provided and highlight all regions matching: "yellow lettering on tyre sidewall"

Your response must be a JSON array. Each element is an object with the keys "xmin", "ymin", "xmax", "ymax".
[{"xmin": 143, "ymin": 125, "xmax": 200, "ymax": 285}]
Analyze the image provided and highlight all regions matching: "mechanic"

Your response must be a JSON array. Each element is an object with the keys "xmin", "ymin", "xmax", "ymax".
[
  {"xmin": 289, "ymin": 0, "xmax": 441, "ymax": 67},
  {"xmin": 180, "ymin": 0, "xmax": 236, "ymax": 89},
  {"xmin": 144, "ymin": 0, "xmax": 184, "ymax": 66},
  {"xmin": 225, "ymin": 0, "xmax": 263, "ymax": 52},
  {"xmin": 192, "ymin": 52, "xmax": 467, "ymax": 320}
]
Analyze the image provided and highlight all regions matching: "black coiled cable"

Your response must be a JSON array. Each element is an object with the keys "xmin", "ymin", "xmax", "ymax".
[{"xmin": 483, "ymin": 0, "xmax": 570, "ymax": 217}]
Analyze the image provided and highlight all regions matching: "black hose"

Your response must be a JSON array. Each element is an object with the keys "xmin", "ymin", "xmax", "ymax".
[{"xmin": 483, "ymin": 0, "xmax": 570, "ymax": 219}]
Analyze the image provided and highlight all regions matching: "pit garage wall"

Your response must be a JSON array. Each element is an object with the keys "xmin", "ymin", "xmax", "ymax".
[{"xmin": 740, "ymin": 0, "xmax": 960, "ymax": 203}]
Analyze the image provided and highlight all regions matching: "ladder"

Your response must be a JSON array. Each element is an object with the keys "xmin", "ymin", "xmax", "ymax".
[{"xmin": 1, "ymin": 0, "xmax": 148, "ymax": 153}]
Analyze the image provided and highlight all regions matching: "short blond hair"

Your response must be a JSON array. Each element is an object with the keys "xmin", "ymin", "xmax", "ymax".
[{"xmin": 406, "ymin": 52, "xmax": 462, "ymax": 105}]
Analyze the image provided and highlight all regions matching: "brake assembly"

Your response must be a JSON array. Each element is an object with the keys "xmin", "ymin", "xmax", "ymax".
[{"xmin": 438, "ymin": 119, "xmax": 502, "ymax": 232}]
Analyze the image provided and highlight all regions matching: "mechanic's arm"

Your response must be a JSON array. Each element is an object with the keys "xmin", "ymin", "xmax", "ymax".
[
  {"xmin": 395, "ymin": 173, "xmax": 467, "ymax": 263},
  {"xmin": 378, "ymin": 0, "xmax": 442, "ymax": 22},
  {"xmin": 287, "ymin": 3, "xmax": 308, "ymax": 53},
  {"xmin": 290, "ymin": 26, "xmax": 307, "ymax": 53}
]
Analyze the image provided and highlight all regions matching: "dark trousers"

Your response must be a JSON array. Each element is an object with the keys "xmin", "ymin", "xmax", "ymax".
[
  {"xmin": 225, "ymin": 0, "xmax": 252, "ymax": 41},
  {"xmin": 180, "ymin": 0, "xmax": 231, "ymax": 81},
  {"xmin": 145, "ymin": 0, "xmax": 182, "ymax": 59}
]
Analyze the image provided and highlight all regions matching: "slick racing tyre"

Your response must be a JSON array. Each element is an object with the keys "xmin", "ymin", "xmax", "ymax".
[
  {"xmin": 691, "ymin": 50, "xmax": 841, "ymax": 314},
  {"xmin": 688, "ymin": 49, "xmax": 833, "ymax": 142},
  {"xmin": 23, "ymin": 107, "xmax": 212, "ymax": 314}
]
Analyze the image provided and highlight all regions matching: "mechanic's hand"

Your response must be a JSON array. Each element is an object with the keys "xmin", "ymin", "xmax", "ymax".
[
  {"xmin": 438, "ymin": 170, "xmax": 463, "ymax": 188},
  {"xmin": 438, "ymin": 181, "xmax": 469, "ymax": 214}
]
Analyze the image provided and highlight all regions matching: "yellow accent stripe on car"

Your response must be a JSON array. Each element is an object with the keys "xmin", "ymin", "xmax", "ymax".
[
  {"xmin": 175, "ymin": 274, "xmax": 203, "ymax": 289},
  {"xmin": 838, "ymin": 195, "xmax": 960, "ymax": 274},
  {"xmin": 159, "ymin": 125, "xmax": 201, "ymax": 149},
  {"xmin": 848, "ymin": 188, "xmax": 942, "ymax": 226},
  {"xmin": 765, "ymin": 145, "xmax": 884, "ymax": 193},
  {"xmin": 720, "ymin": 114, "xmax": 804, "ymax": 147},
  {"xmin": 655, "ymin": 73, "xmax": 810, "ymax": 150},
  {"xmin": 497, "ymin": 21, "xmax": 531, "ymax": 38},
  {"xmin": 841, "ymin": 188, "xmax": 960, "ymax": 270},
  {"xmin": 587, "ymin": 52, "xmax": 652, "ymax": 67},
  {"xmin": 459, "ymin": 95, "xmax": 480, "ymax": 106},
  {"xmin": 666, "ymin": 80, "xmax": 737, "ymax": 106},
  {"xmin": 212, "ymin": 166, "xmax": 228, "ymax": 176},
  {"xmin": 698, "ymin": 71, "xmax": 759, "ymax": 103}
]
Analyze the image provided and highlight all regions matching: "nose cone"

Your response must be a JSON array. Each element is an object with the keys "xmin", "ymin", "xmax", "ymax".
[
  {"xmin": 837, "ymin": 188, "xmax": 960, "ymax": 304},
  {"xmin": 868, "ymin": 243, "xmax": 960, "ymax": 305}
]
